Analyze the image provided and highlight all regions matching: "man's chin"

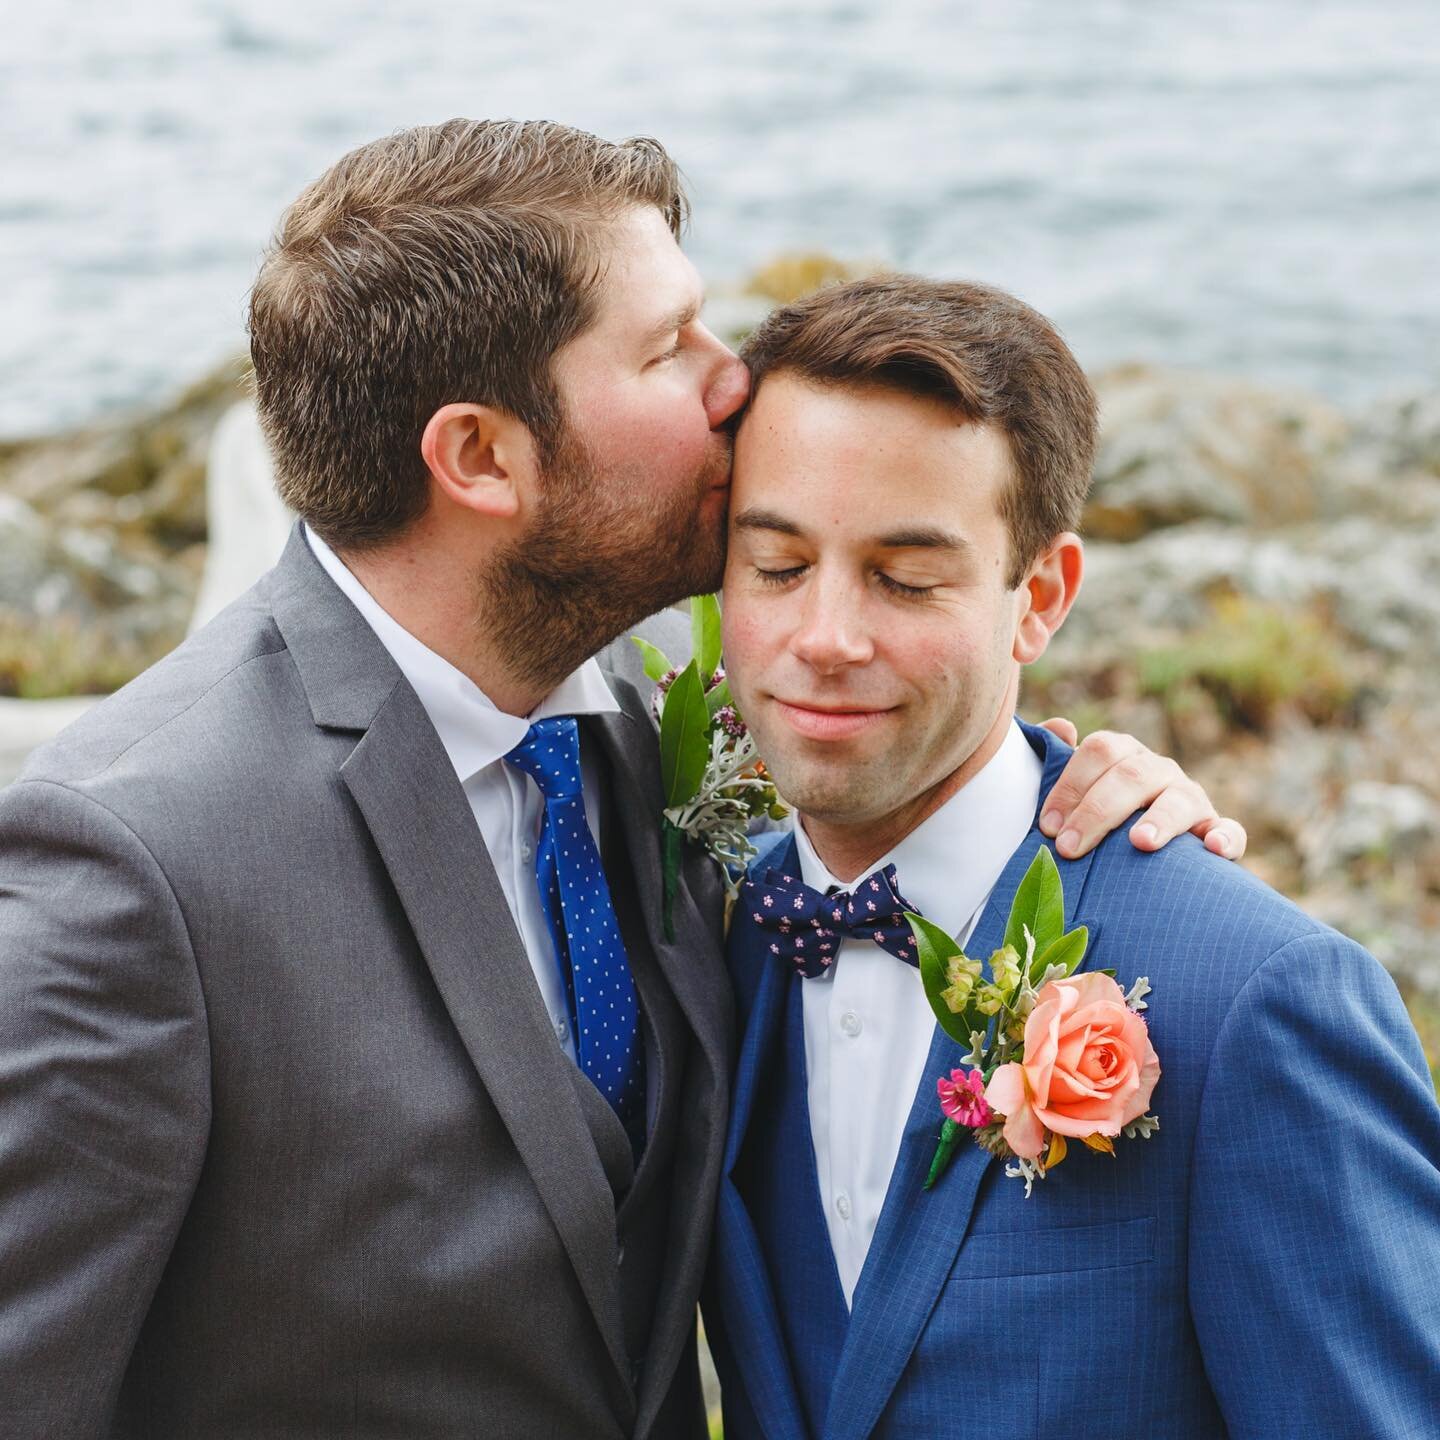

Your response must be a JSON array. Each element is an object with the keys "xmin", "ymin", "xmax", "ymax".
[{"xmin": 760, "ymin": 758, "xmax": 892, "ymax": 831}]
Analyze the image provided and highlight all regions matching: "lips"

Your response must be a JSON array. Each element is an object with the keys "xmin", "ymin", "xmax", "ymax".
[{"xmin": 773, "ymin": 699, "xmax": 895, "ymax": 742}]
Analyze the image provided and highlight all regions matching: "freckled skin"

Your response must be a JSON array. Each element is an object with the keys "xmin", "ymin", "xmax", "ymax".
[{"xmin": 721, "ymin": 374, "xmax": 1079, "ymax": 881}]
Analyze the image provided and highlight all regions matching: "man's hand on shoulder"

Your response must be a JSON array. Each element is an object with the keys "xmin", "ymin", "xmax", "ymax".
[{"xmin": 1036, "ymin": 719, "xmax": 1247, "ymax": 862}]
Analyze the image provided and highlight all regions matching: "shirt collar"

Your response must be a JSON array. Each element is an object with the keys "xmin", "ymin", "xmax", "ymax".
[
  {"xmin": 304, "ymin": 524, "xmax": 620, "ymax": 782},
  {"xmin": 792, "ymin": 718, "xmax": 1044, "ymax": 942}
]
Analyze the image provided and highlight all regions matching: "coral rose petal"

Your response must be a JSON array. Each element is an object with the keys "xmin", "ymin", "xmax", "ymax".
[
  {"xmin": 1002, "ymin": 1102, "xmax": 1047, "ymax": 1161},
  {"xmin": 1064, "ymin": 971, "xmax": 1130, "ymax": 1009},
  {"xmin": 984, "ymin": 1062, "xmax": 1027, "ymax": 1118},
  {"xmin": 1055, "ymin": 1027, "xmax": 1091, "ymax": 1075}
]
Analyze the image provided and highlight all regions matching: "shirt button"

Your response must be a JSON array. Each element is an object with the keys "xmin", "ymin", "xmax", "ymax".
[
  {"xmin": 520, "ymin": 841, "xmax": 534, "ymax": 862},
  {"xmin": 835, "ymin": 1192, "xmax": 852, "ymax": 1221},
  {"xmin": 839, "ymin": 1010, "xmax": 863, "ymax": 1038},
  {"xmin": 553, "ymin": 1016, "xmax": 568, "ymax": 1043}
]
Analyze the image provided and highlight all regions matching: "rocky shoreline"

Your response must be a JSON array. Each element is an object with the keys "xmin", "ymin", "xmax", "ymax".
[{"xmin": 2, "ymin": 276, "xmax": 1436, "ymax": 1069}]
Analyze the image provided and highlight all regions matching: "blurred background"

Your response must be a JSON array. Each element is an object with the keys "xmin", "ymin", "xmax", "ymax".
[{"xmin": 2, "ymin": 3, "xmax": 1436, "ymax": 1051}]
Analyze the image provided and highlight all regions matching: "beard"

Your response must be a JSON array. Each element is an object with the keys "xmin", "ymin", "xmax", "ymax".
[{"xmin": 480, "ymin": 420, "xmax": 731, "ymax": 694}]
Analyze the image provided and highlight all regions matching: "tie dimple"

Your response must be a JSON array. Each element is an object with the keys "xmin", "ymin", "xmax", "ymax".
[{"xmin": 505, "ymin": 716, "xmax": 645, "ymax": 1154}]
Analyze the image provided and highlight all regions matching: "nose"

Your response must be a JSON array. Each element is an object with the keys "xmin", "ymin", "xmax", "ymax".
[
  {"xmin": 701, "ymin": 332, "xmax": 751, "ymax": 429},
  {"xmin": 788, "ymin": 572, "xmax": 873, "ymax": 675}
]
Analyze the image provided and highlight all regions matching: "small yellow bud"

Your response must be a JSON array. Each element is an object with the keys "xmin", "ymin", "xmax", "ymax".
[
  {"xmin": 940, "ymin": 955, "xmax": 982, "ymax": 1013},
  {"xmin": 990, "ymin": 944, "xmax": 1022, "ymax": 994},
  {"xmin": 974, "ymin": 983, "xmax": 1006, "ymax": 1017}
]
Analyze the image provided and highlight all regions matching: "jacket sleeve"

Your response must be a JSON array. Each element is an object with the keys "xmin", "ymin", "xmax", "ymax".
[
  {"xmin": 0, "ymin": 779, "xmax": 211, "ymax": 1435},
  {"xmin": 1188, "ymin": 929, "xmax": 1440, "ymax": 1436}
]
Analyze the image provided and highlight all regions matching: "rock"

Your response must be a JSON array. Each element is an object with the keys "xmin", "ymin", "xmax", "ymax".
[
  {"xmin": 1350, "ymin": 389, "xmax": 1440, "ymax": 478},
  {"xmin": 0, "ymin": 356, "xmax": 247, "ymax": 552},
  {"xmin": 1327, "ymin": 782, "xmax": 1439, "ymax": 866},
  {"xmin": 1060, "ymin": 515, "xmax": 1440, "ymax": 667},
  {"xmin": 1086, "ymin": 365, "xmax": 1352, "ymax": 540},
  {"xmin": 0, "ymin": 495, "xmax": 57, "ymax": 611}
]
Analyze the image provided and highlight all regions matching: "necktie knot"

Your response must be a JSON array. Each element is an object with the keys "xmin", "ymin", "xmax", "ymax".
[
  {"xmin": 741, "ymin": 863, "xmax": 920, "ymax": 977},
  {"xmin": 504, "ymin": 716, "xmax": 583, "ymax": 801}
]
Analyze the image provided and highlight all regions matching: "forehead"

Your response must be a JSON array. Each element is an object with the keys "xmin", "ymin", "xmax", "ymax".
[
  {"xmin": 733, "ymin": 372, "xmax": 1013, "ymax": 528},
  {"xmin": 589, "ymin": 205, "xmax": 700, "ymax": 329}
]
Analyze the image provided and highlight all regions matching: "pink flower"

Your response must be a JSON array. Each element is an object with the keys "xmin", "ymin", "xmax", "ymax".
[
  {"xmin": 937, "ymin": 1068, "xmax": 993, "ymax": 1128},
  {"xmin": 984, "ymin": 972, "xmax": 1160, "ymax": 1160}
]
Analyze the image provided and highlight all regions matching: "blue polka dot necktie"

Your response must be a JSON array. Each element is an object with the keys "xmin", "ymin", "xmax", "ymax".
[{"xmin": 504, "ymin": 716, "xmax": 646, "ymax": 1155}]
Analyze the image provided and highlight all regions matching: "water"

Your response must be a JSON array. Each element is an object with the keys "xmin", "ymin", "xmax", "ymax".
[{"xmin": 2, "ymin": 0, "xmax": 1437, "ymax": 439}]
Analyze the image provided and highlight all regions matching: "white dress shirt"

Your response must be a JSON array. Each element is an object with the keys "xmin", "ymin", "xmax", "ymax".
[
  {"xmin": 306, "ymin": 526, "xmax": 620, "ymax": 1063},
  {"xmin": 794, "ymin": 719, "xmax": 1043, "ymax": 1306}
]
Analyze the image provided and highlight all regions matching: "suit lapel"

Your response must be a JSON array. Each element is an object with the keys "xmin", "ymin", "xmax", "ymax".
[
  {"xmin": 824, "ymin": 725, "xmax": 1101, "ymax": 1440},
  {"xmin": 582, "ymin": 689, "xmax": 737, "ymax": 1434},
  {"xmin": 725, "ymin": 833, "xmax": 801, "ymax": 1173},
  {"xmin": 716, "ymin": 840, "xmax": 812, "ymax": 1440},
  {"xmin": 268, "ymin": 525, "xmax": 632, "ymax": 1396},
  {"xmin": 583, "ymin": 697, "xmax": 733, "ymax": 1080}
]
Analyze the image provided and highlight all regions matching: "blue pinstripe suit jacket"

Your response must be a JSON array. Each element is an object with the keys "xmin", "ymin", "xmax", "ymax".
[{"xmin": 706, "ymin": 722, "xmax": 1440, "ymax": 1439}]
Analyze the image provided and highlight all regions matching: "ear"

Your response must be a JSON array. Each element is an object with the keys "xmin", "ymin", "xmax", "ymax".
[
  {"xmin": 420, "ymin": 403, "xmax": 537, "ymax": 520},
  {"xmin": 1012, "ymin": 532, "xmax": 1084, "ymax": 665}
]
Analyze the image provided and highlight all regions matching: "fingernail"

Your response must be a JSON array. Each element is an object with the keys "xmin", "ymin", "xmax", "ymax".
[
  {"xmin": 1213, "ymin": 832, "xmax": 1230, "ymax": 854},
  {"xmin": 1040, "ymin": 809, "xmax": 1062, "ymax": 836},
  {"xmin": 1057, "ymin": 829, "xmax": 1080, "ymax": 857},
  {"xmin": 1132, "ymin": 823, "xmax": 1157, "ymax": 848}
]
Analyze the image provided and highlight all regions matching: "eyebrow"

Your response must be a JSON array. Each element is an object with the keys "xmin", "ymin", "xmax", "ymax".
[
  {"xmin": 733, "ymin": 508, "xmax": 972, "ymax": 554},
  {"xmin": 640, "ymin": 295, "xmax": 703, "ymax": 348}
]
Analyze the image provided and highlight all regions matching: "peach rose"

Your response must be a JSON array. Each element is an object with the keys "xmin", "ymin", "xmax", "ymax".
[{"xmin": 984, "ymin": 971, "xmax": 1160, "ymax": 1161}]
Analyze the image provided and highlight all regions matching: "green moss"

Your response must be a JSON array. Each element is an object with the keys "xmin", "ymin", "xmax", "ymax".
[
  {"xmin": 0, "ymin": 610, "xmax": 179, "ymax": 699},
  {"xmin": 743, "ymin": 253, "xmax": 879, "ymax": 305},
  {"xmin": 1136, "ymin": 596, "xmax": 1355, "ymax": 732}
]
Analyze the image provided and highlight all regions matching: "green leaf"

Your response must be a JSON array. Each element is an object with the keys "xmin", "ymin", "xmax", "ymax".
[
  {"xmin": 659, "ymin": 660, "xmax": 711, "ymax": 808},
  {"xmin": 910, "ymin": 912, "xmax": 978, "ymax": 1046},
  {"xmin": 630, "ymin": 635, "xmax": 672, "ymax": 684},
  {"xmin": 660, "ymin": 817, "xmax": 683, "ymax": 943},
  {"xmin": 1030, "ymin": 925, "xmax": 1089, "ymax": 982},
  {"xmin": 705, "ymin": 677, "xmax": 733, "ymax": 717},
  {"xmin": 1004, "ymin": 848, "xmax": 1065, "ymax": 961},
  {"xmin": 690, "ymin": 593, "xmax": 723, "ymax": 687}
]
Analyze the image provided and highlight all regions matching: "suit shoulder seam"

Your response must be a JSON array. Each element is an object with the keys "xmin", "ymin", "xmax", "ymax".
[{"xmin": 91, "ymin": 640, "xmax": 291, "ymax": 778}]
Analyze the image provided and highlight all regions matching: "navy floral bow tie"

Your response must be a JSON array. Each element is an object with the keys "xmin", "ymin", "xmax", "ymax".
[{"xmin": 741, "ymin": 863, "xmax": 920, "ymax": 978}]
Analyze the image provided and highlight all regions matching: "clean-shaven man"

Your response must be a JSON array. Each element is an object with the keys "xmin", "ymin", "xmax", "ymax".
[
  {"xmin": 0, "ymin": 122, "xmax": 1241, "ymax": 1438},
  {"xmin": 707, "ymin": 275, "xmax": 1440, "ymax": 1439}
]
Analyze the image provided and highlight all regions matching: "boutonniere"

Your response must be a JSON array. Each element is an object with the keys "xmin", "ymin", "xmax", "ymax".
[
  {"xmin": 632, "ymin": 594, "xmax": 787, "ymax": 940},
  {"xmin": 909, "ymin": 849, "xmax": 1161, "ymax": 1197}
]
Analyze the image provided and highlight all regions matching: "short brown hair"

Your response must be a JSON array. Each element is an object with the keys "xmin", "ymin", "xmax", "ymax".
[
  {"xmin": 248, "ymin": 118, "xmax": 687, "ymax": 549},
  {"xmin": 740, "ymin": 275, "xmax": 1097, "ymax": 586}
]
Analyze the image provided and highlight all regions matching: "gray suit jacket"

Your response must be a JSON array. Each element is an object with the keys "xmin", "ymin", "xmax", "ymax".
[{"xmin": 0, "ymin": 526, "xmax": 731, "ymax": 1438}]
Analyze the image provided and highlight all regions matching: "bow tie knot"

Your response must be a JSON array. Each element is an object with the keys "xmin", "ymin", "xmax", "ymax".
[{"xmin": 741, "ymin": 863, "xmax": 920, "ymax": 978}]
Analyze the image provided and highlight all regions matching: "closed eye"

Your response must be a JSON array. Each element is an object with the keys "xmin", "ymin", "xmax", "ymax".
[
  {"xmin": 877, "ymin": 572, "xmax": 935, "ymax": 599},
  {"xmin": 753, "ymin": 564, "xmax": 809, "ymax": 586}
]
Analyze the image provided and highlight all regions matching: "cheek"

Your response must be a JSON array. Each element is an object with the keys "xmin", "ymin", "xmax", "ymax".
[
  {"xmin": 629, "ymin": 382, "xmax": 712, "ymax": 461},
  {"xmin": 721, "ymin": 603, "xmax": 771, "ymax": 694}
]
